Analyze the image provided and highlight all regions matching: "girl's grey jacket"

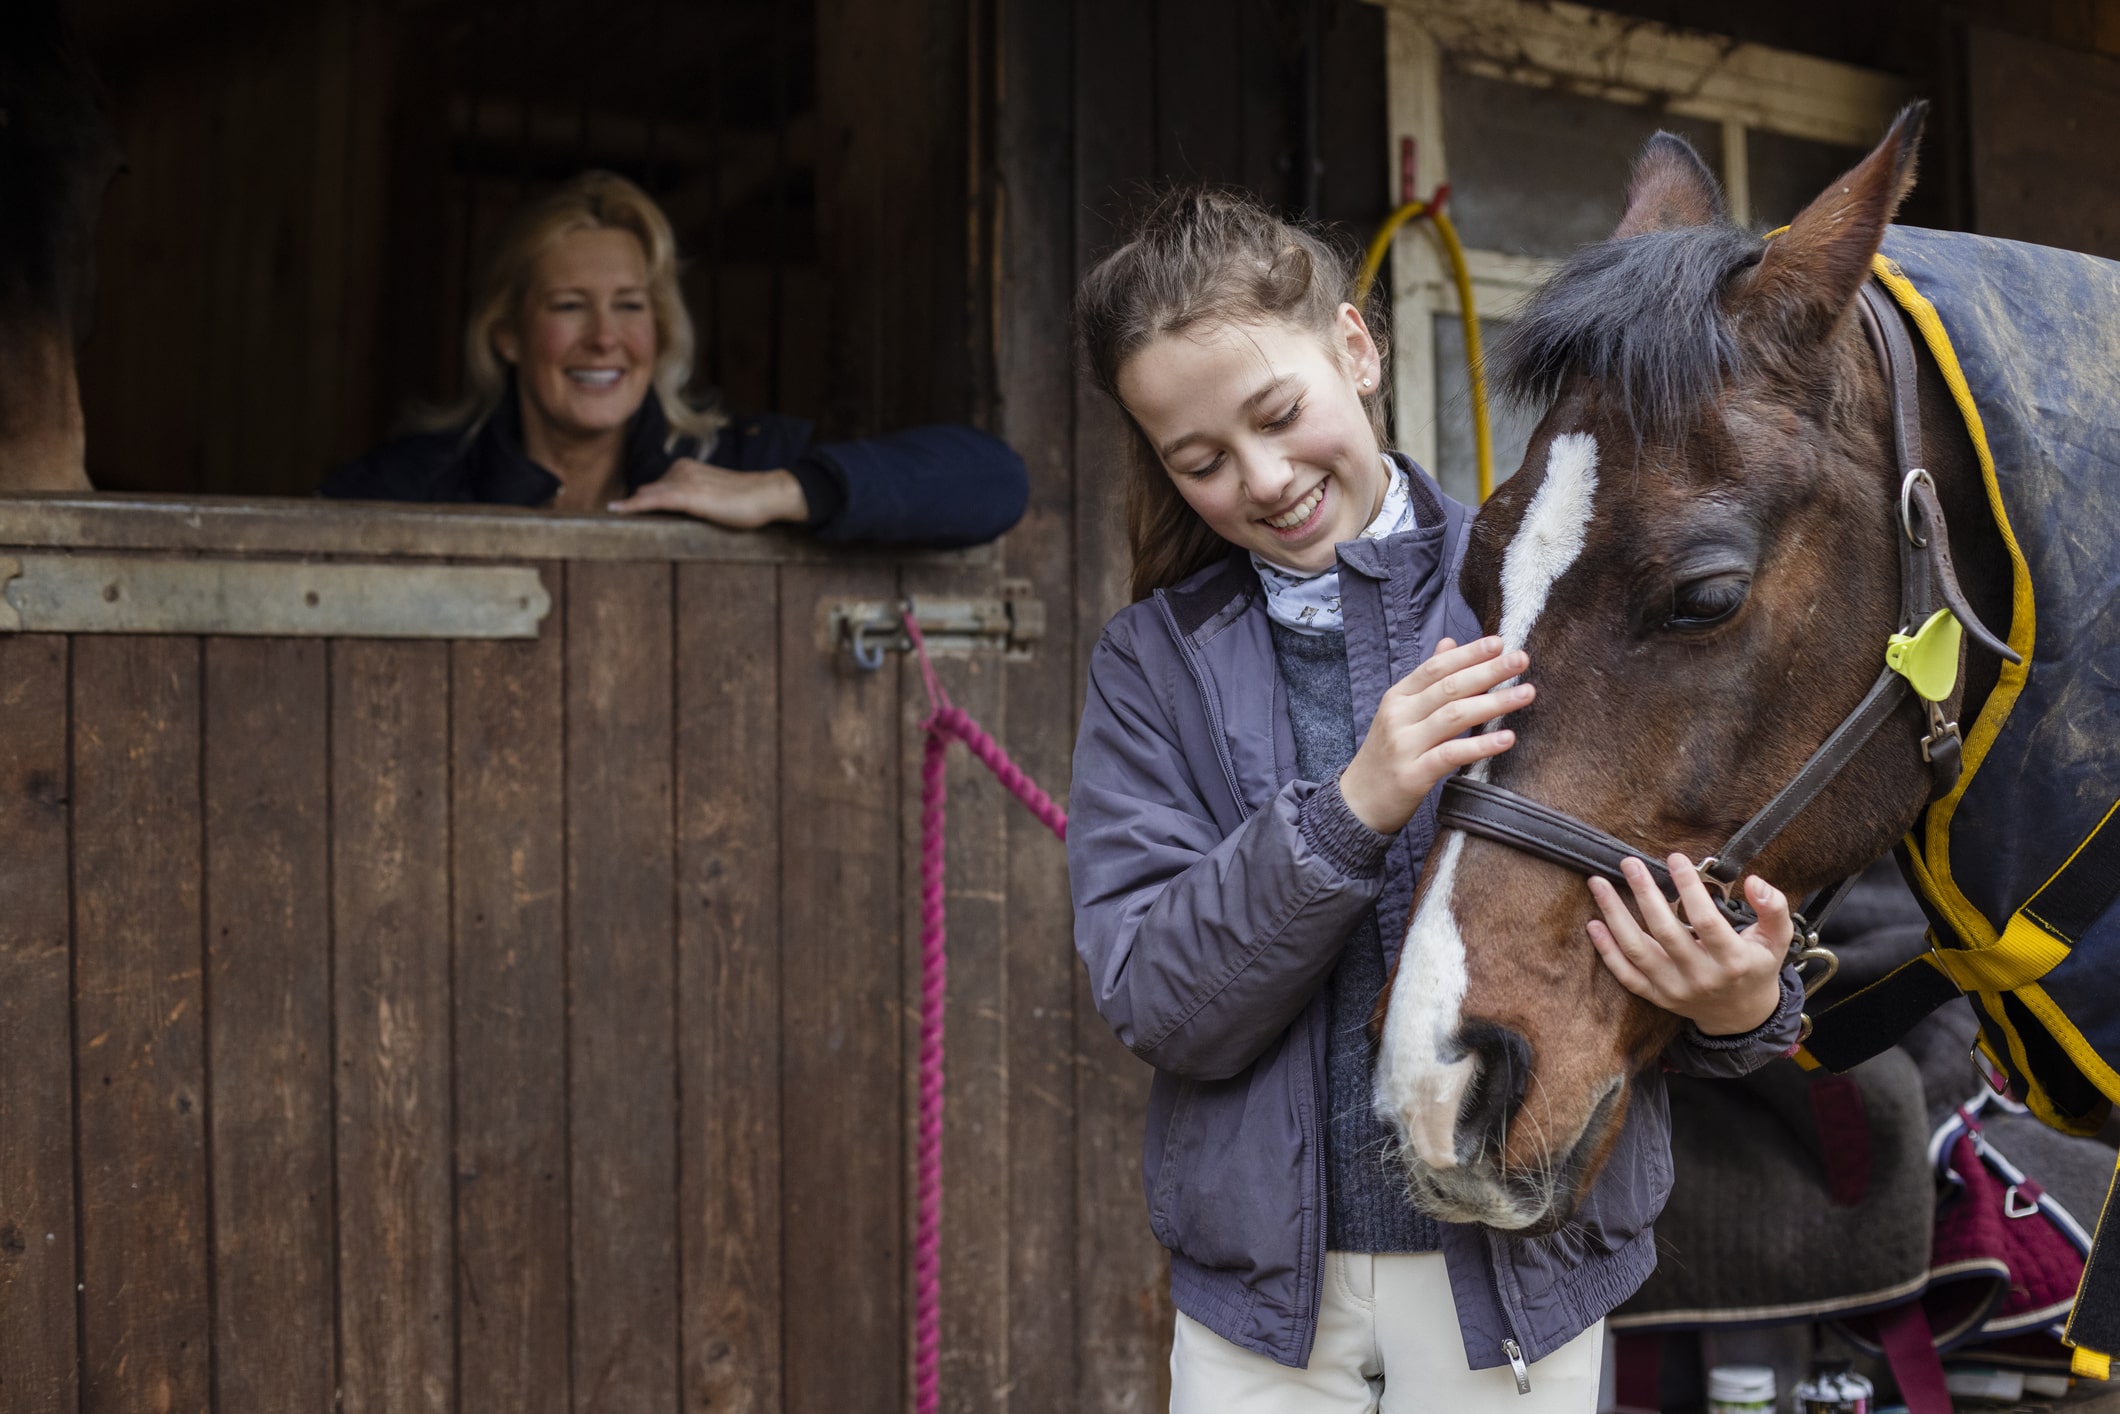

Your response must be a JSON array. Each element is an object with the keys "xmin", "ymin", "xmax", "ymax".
[{"xmin": 1067, "ymin": 459, "xmax": 1803, "ymax": 1374}]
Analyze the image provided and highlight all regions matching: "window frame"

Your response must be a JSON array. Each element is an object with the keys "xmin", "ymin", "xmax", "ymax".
[{"xmin": 1377, "ymin": 0, "xmax": 1913, "ymax": 478}]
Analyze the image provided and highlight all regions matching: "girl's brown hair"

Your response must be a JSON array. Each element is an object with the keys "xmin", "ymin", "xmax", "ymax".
[{"xmin": 1074, "ymin": 186, "xmax": 1387, "ymax": 600}]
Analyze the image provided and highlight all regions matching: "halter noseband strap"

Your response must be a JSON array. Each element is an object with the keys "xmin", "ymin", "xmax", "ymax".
[{"xmin": 1435, "ymin": 280, "xmax": 2020, "ymax": 1013}]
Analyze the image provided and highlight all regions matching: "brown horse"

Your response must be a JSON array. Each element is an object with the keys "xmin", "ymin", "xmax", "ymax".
[
  {"xmin": 0, "ymin": 4, "xmax": 122, "ymax": 492},
  {"xmin": 1372, "ymin": 104, "xmax": 2018, "ymax": 1232}
]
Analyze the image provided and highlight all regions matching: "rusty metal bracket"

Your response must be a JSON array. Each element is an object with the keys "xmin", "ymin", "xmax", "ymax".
[
  {"xmin": 0, "ymin": 553, "xmax": 550, "ymax": 638},
  {"xmin": 831, "ymin": 580, "xmax": 1044, "ymax": 670}
]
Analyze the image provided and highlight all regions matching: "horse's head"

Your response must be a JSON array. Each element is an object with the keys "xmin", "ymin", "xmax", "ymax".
[{"xmin": 1375, "ymin": 106, "xmax": 1950, "ymax": 1231}]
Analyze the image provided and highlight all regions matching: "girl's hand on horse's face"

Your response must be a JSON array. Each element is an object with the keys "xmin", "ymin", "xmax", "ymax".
[
  {"xmin": 1338, "ymin": 636, "xmax": 1529, "ymax": 835},
  {"xmin": 1586, "ymin": 854, "xmax": 1791, "ymax": 1037}
]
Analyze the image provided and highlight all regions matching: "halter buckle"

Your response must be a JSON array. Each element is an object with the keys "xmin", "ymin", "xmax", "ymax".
[
  {"xmin": 1920, "ymin": 700, "xmax": 1960, "ymax": 762},
  {"xmin": 1793, "ymin": 943, "xmax": 1840, "ymax": 995},
  {"xmin": 1695, "ymin": 857, "xmax": 1742, "ymax": 904},
  {"xmin": 1900, "ymin": 468, "xmax": 1935, "ymax": 547}
]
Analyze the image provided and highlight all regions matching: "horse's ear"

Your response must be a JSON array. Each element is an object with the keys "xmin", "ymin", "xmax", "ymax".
[
  {"xmin": 1746, "ymin": 102, "xmax": 1927, "ymax": 339},
  {"xmin": 1612, "ymin": 133, "xmax": 1726, "ymax": 238}
]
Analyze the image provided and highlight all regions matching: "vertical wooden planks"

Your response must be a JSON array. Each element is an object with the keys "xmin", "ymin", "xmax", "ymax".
[
  {"xmin": 1316, "ymin": 0, "xmax": 1390, "ymax": 229},
  {"xmin": 995, "ymin": 0, "xmax": 1085, "ymax": 1406},
  {"xmin": 676, "ymin": 564, "xmax": 783, "ymax": 1413},
  {"xmin": 1073, "ymin": 0, "xmax": 1174, "ymax": 1407},
  {"xmin": 72, "ymin": 637, "xmax": 211, "ymax": 1414},
  {"xmin": 565, "ymin": 561, "xmax": 680, "ymax": 1413},
  {"xmin": 205, "ymin": 639, "xmax": 336, "ymax": 1412},
  {"xmin": 333, "ymin": 640, "xmax": 454, "ymax": 1414},
  {"xmin": 780, "ymin": 563, "xmax": 903, "ymax": 1414},
  {"xmin": 900, "ymin": 568, "xmax": 1012, "ymax": 1414},
  {"xmin": 0, "ymin": 637, "xmax": 77, "ymax": 1414},
  {"xmin": 1155, "ymin": 0, "xmax": 1245, "ymax": 182},
  {"xmin": 814, "ymin": 0, "xmax": 973, "ymax": 435},
  {"xmin": 454, "ymin": 574, "xmax": 569, "ymax": 1414}
]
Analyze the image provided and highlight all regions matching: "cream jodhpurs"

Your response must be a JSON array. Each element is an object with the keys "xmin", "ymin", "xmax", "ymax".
[{"xmin": 1170, "ymin": 1251, "xmax": 1604, "ymax": 1414}]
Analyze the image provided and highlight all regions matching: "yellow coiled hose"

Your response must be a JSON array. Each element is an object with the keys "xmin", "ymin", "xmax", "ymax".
[{"xmin": 1354, "ymin": 201, "xmax": 1493, "ymax": 502}]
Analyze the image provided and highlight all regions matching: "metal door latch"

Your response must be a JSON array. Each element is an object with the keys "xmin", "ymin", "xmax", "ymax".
[{"xmin": 831, "ymin": 580, "xmax": 1045, "ymax": 670}]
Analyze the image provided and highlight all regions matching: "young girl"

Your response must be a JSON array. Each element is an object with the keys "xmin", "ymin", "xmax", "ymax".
[{"xmin": 1066, "ymin": 189, "xmax": 1802, "ymax": 1411}]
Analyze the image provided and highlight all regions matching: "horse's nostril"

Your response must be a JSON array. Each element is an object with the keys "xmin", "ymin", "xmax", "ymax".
[{"xmin": 1455, "ymin": 1021, "xmax": 1532, "ymax": 1161}]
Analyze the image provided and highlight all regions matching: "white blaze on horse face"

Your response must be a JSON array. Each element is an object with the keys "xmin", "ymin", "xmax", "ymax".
[
  {"xmin": 1375, "ymin": 830, "xmax": 1474, "ymax": 1170},
  {"xmin": 1499, "ymin": 432, "xmax": 1601, "ymax": 656},
  {"xmin": 1376, "ymin": 433, "xmax": 1601, "ymax": 1177}
]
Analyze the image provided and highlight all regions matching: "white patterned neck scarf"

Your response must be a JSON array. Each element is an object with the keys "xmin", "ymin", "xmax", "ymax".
[{"xmin": 1251, "ymin": 458, "xmax": 1417, "ymax": 635}]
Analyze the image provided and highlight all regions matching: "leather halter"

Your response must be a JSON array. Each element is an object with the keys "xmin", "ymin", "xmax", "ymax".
[{"xmin": 1436, "ymin": 281, "xmax": 2021, "ymax": 1016}]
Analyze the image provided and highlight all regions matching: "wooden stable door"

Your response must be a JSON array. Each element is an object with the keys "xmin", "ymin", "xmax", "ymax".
[{"xmin": 0, "ymin": 495, "xmax": 1051, "ymax": 1414}]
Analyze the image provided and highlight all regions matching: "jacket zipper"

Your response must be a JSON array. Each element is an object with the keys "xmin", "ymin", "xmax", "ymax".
[
  {"xmin": 1487, "ymin": 1233, "xmax": 1532, "ymax": 1394},
  {"xmin": 1155, "ymin": 594, "xmax": 1250, "ymax": 815},
  {"xmin": 1502, "ymin": 1337, "xmax": 1531, "ymax": 1394},
  {"xmin": 1306, "ymin": 1006, "xmax": 1329, "ymax": 1346}
]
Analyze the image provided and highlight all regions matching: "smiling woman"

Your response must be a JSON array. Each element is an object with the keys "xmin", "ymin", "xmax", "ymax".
[{"xmin": 324, "ymin": 171, "xmax": 1027, "ymax": 547}]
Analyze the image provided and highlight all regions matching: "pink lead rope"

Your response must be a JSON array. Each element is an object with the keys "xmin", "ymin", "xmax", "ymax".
[{"xmin": 905, "ymin": 612, "xmax": 1068, "ymax": 1414}]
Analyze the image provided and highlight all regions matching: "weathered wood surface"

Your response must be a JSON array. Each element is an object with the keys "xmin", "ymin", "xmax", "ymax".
[
  {"xmin": 205, "ymin": 638, "xmax": 336, "ymax": 1413},
  {"xmin": 565, "ymin": 561, "xmax": 682, "ymax": 1412},
  {"xmin": 781, "ymin": 561, "xmax": 906, "ymax": 1414},
  {"xmin": 677, "ymin": 563, "xmax": 784, "ymax": 1414},
  {"xmin": 0, "ymin": 493, "xmax": 996, "ymax": 566},
  {"xmin": 452, "ymin": 605, "xmax": 569, "ymax": 1414},
  {"xmin": 0, "ymin": 521, "xmax": 1097, "ymax": 1411},
  {"xmin": 0, "ymin": 637, "xmax": 77, "ymax": 1414},
  {"xmin": 73, "ymin": 636, "xmax": 211, "ymax": 1414},
  {"xmin": 333, "ymin": 639, "xmax": 455, "ymax": 1414},
  {"xmin": 994, "ymin": 0, "xmax": 1083, "ymax": 1409}
]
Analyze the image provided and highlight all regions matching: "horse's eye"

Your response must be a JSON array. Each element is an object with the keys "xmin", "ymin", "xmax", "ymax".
[{"xmin": 1667, "ymin": 575, "xmax": 1750, "ymax": 628}]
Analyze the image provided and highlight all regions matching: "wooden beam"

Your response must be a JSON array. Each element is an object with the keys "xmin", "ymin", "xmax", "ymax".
[{"xmin": 0, "ymin": 493, "xmax": 998, "ymax": 567}]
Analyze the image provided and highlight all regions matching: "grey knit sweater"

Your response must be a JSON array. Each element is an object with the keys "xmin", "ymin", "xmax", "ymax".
[{"xmin": 1270, "ymin": 622, "xmax": 1439, "ymax": 1255}]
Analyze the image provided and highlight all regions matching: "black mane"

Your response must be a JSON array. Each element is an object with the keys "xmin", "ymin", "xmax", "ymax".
[{"xmin": 1494, "ymin": 224, "xmax": 1764, "ymax": 438}]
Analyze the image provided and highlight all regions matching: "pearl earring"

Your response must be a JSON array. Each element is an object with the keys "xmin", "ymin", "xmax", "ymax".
[{"xmin": 1360, "ymin": 376, "xmax": 1373, "ymax": 388}]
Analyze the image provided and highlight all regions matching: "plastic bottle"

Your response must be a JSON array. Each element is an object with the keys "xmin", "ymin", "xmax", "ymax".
[
  {"xmin": 1707, "ymin": 1363, "xmax": 1777, "ymax": 1413},
  {"xmin": 1792, "ymin": 1361, "xmax": 1874, "ymax": 1414}
]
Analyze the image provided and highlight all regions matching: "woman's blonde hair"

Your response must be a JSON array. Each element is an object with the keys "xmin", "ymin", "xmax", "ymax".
[
  {"xmin": 1074, "ymin": 187, "xmax": 1388, "ymax": 600},
  {"xmin": 425, "ymin": 169, "xmax": 726, "ymax": 445}
]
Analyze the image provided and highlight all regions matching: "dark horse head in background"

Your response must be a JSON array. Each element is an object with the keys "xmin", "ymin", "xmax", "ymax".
[
  {"xmin": 1372, "ymin": 103, "xmax": 2017, "ymax": 1232},
  {"xmin": 0, "ymin": 3, "xmax": 122, "ymax": 491}
]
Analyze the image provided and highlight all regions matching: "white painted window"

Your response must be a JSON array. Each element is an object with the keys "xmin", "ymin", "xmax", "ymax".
[{"xmin": 1375, "ymin": 0, "xmax": 1910, "ymax": 502}]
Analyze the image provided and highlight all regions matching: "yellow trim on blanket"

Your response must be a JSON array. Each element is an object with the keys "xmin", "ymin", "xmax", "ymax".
[
  {"xmin": 1869, "ymin": 254, "xmax": 2039, "ymax": 953},
  {"xmin": 1975, "ymin": 987, "xmax": 2064, "ymax": 1128},
  {"xmin": 2065, "ymin": 1149, "xmax": 2120, "ymax": 1364},
  {"xmin": 2017, "ymin": 983, "xmax": 2120, "ymax": 1120},
  {"xmin": 1930, "ymin": 916, "xmax": 2071, "ymax": 993}
]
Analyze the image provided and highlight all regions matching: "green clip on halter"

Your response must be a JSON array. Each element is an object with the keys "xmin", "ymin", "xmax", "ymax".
[{"xmin": 1437, "ymin": 281, "xmax": 2021, "ymax": 1039}]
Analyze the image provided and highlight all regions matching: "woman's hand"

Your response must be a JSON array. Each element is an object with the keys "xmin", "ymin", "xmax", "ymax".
[
  {"xmin": 1587, "ymin": 854, "xmax": 1791, "ymax": 1036},
  {"xmin": 1337, "ymin": 636, "xmax": 1531, "ymax": 836},
  {"xmin": 607, "ymin": 458, "xmax": 810, "ymax": 528}
]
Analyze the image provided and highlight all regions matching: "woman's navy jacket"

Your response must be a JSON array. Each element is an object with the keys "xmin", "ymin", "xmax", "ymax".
[{"xmin": 323, "ymin": 387, "xmax": 1029, "ymax": 549}]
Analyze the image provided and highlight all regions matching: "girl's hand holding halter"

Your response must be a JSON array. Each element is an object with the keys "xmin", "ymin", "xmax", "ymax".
[{"xmin": 1588, "ymin": 855, "xmax": 1792, "ymax": 1037}]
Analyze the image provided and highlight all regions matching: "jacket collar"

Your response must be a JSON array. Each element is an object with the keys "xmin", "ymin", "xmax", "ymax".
[
  {"xmin": 1336, "ymin": 453, "xmax": 1446, "ymax": 581},
  {"xmin": 460, "ymin": 380, "xmax": 689, "ymax": 507},
  {"xmin": 1162, "ymin": 454, "xmax": 1452, "ymax": 638}
]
